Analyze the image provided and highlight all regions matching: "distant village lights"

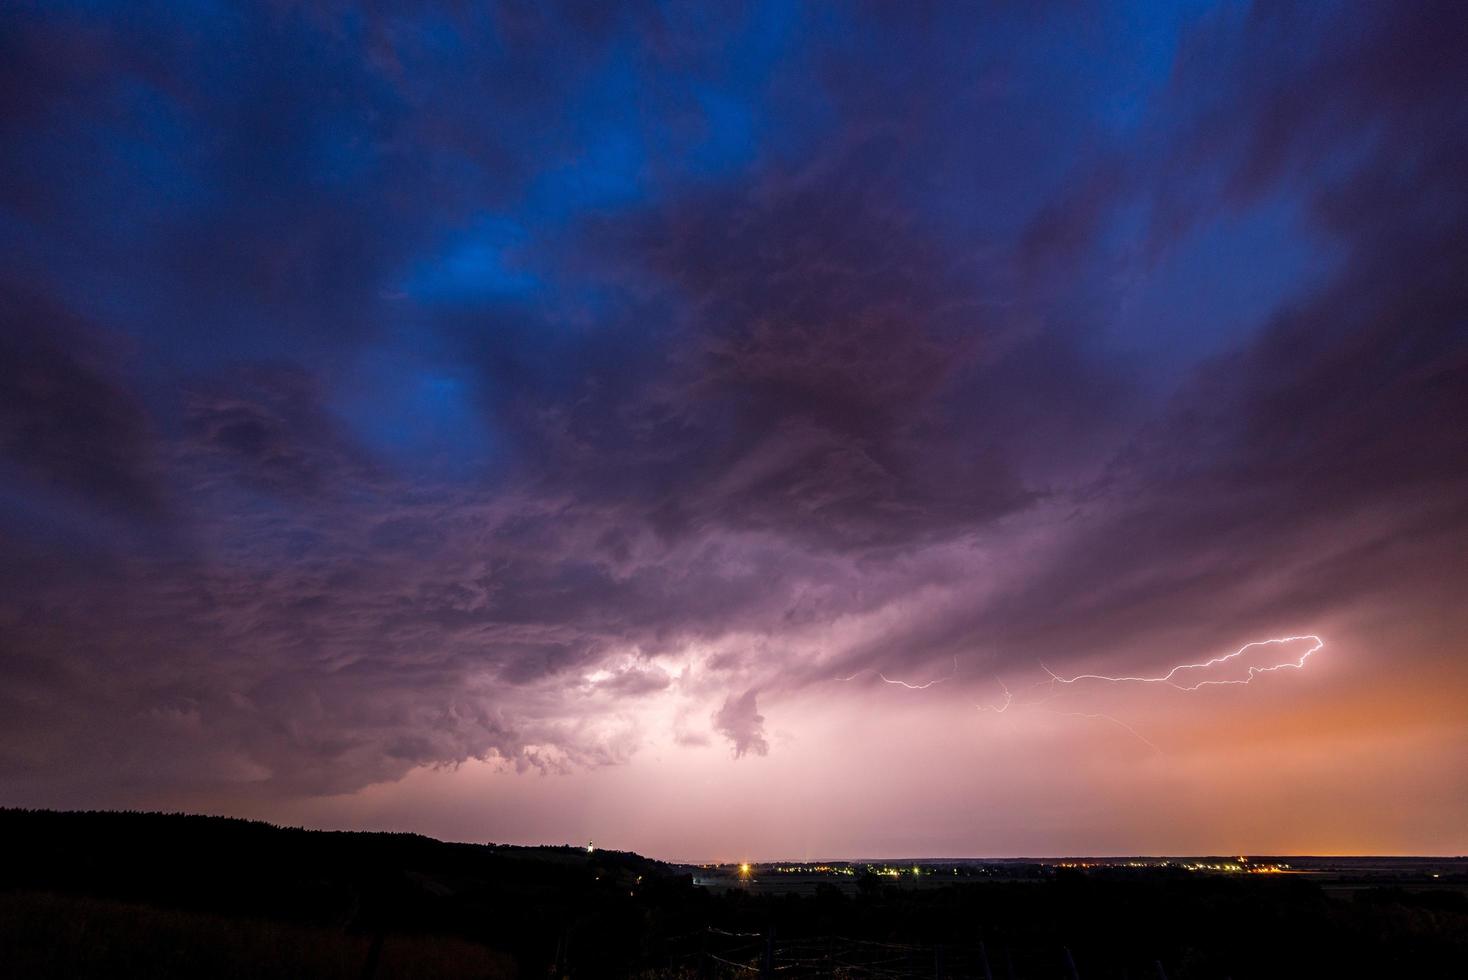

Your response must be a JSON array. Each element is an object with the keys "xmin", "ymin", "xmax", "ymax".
[{"xmin": 695, "ymin": 858, "xmax": 1298, "ymax": 889}]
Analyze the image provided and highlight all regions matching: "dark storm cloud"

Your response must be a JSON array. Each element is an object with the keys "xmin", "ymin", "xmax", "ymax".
[
  {"xmin": 1, "ymin": 1, "xmax": 1464, "ymax": 797},
  {"xmin": 0, "ymin": 285, "xmax": 169, "ymax": 524},
  {"xmin": 992, "ymin": 0, "xmax": 1468, "ymax": 638},
  {"xmin": 477, "ymin": 147, "xmax": 1097, "ymax": 554},
  {"xmin": 833, "ymin": 0, "xmax": 1468, "ymax": 669},
  {"xmin": 182, "ymin": 366, "xmax": 375, "ymax": 497}
]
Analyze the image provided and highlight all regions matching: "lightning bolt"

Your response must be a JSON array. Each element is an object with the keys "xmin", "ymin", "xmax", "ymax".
[
  {"xmin": 972, "ymin": 635, "xmax": 1324, "ymax": 755},
  {"xmin": 976, "ymin": 677, "xmax": 1013, "ymax": 713},
  {"xmin": 1040, "ymin": 634, "xmax": 1324, "ymax": 691},
  {"xmin": 839, "ymin": 655, "xmax": 958, "ymax": 690},
  {"xmin": 977, "ymin": 679, "xmax": 1158, "ymax": 752},
  {"xmin": 880, "ymin": 655, "xmax": 958, "ymax": 689},
  {"xmin": 1049, "ymin": 711, "xmax": 1162, "ymax": 755}
]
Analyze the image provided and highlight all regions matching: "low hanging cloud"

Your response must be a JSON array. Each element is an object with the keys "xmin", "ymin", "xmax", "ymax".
[{"xmin": 712, "ymin": 689, "xmax": 769, "ymax": 759}]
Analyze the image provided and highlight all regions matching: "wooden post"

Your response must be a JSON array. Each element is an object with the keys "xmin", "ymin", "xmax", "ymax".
[
  {"xmin": 1064, "ymin": 945, "xmax": 1081, "ymax": 980},
  {"xmin": 934, "ymin": 943, "xmax": 945, "ymax": 979},
  {"xmin": 760, "ymin": 928, "xmax": 774, "ymax": 979},
  {"xmin": 978, "ymin": 939, "xmax": 995, "ymax": 980},
  {"xmin": 552, "ymin": 928, "xmax": 568, "ymax": 980},
  {"xmin": 358, "ymin": 926, "xmax": 385, "ymax": 980},
  {"xmin": 1155, "ymin": 961, "xmax": 1170, "ymax": 980}
]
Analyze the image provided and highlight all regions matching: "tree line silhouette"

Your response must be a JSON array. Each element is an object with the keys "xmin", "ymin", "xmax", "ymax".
[{"xmin": 1, "ymin": 809, "xmax": 1464, "ymax": 978}]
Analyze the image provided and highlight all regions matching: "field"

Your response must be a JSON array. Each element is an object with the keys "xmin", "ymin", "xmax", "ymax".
[{"xmin": 2, "ymin": 810, "xmax": 1465, "ymax": 978}]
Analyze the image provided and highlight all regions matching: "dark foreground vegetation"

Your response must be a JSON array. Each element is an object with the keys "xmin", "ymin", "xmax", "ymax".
[{"xmin": 1, "ymin": 809, "xmax": 1465, "ymax": 978}]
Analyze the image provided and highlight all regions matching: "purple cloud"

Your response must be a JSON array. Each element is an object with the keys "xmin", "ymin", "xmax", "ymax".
[
  {"xmin": 712, "ymin": 689, "xmax": 768, "ymax": 759},
  {"xmin": 0, "ymin": 2, "xmax": 1464, "ymax": 860}
]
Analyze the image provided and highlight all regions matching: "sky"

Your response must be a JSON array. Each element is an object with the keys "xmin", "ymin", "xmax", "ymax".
[{"xmin": 1, "ymin": 1, "xmax": 1466, "ymax": 861}]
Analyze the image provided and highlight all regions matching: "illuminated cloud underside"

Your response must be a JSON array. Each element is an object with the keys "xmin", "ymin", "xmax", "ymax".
[{"xmin": 0, "ymin": 1, "xmax": 1466, "ymax": 857}]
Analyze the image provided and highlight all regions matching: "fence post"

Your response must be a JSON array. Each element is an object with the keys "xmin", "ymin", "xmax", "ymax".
[
  {"xmin": 760, "ymin": 927, "xmax": 774, "ymax": 979},
  {"xmin": 1064, "ymin": 945, "xmax": 1081, "ymax": 980},
  {"xmin": 934, "ymin": 943, "xmax": 945, "ymax": 979},
  {"xmin": 978, "ymin": 939, "xmax": 994, "ymax": 980},
  {"xmin": 358, "ymin": 926, "xmax": 385, "ymax": 980},
  {"xmin": 1155, "ymin": 961, "xmax": 1169, "ymax": 980}
]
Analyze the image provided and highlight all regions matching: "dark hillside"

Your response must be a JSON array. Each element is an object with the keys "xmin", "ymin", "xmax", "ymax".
[
  {"xmin": 0, "ymin": 808, "xmax": 682, "ymax": 977},
  {"xmin": 3, "ymin": 810, "xmax": 1466, "ymax": 978}
]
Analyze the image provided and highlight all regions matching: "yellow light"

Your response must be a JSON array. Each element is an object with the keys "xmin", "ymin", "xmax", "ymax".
[{"xmin": 739, "ymin": 863, "xmax": 751, "ymax": 876}]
